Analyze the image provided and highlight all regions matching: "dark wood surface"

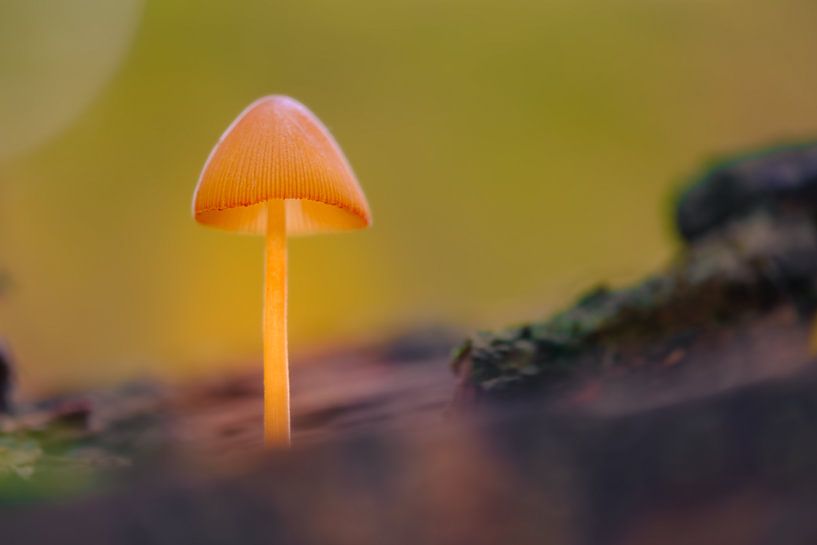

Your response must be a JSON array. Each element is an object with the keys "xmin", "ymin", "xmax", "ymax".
[{"xmin": 0, "ymin": 310, "xmax": 814, "ymax": 545}]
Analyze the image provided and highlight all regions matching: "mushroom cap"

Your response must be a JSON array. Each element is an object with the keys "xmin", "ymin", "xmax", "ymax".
[{"xmin": 193, "ymin": 96, "xmax": 371, "ymax": 235}]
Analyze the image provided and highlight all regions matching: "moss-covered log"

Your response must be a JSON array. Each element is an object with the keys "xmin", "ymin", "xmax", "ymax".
[{"xmin": 454, "ymin": 143, "xmax": 817, "ymax": 399}]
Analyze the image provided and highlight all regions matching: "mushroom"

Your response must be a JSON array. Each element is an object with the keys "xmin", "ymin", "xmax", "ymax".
[{"xmin": 192, "ymin": 96, "xmax": 372, "ymax": 445}]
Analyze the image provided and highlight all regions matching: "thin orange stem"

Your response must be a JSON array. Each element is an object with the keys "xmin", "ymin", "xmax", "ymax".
[{"xmin": 263, "ymin": 200, "xmax": 290, "ymax": 446}]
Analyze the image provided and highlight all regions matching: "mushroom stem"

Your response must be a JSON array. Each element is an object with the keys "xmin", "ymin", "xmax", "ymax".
[{"xmin": 263, "ymin": 200, "xmax": 290, "ymax": 445}]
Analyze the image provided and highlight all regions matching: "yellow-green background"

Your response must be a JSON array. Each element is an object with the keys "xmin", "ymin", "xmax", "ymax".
[{"xmin": 2, "ymin": 0, "xmax": 816, "ymax": 391}]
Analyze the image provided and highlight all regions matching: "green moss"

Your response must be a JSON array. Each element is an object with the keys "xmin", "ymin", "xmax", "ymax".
[{"xmin": 454, "ymin": 208, "xmax": 817, "ymax": 397}]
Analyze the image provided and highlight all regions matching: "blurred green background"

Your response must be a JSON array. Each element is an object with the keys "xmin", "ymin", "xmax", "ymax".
[{"xmin": 2, "ymin": 0, "xmax": 817, "ymax": 391}]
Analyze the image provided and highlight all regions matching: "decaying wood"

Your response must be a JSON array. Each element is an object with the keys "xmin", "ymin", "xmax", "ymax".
[{"xmin": 3, "ymin": 143, "xmax": 817, "ymax": 544}]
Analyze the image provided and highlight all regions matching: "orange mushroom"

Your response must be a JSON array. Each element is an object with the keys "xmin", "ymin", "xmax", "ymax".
[{"xmin": 192, "ymin": 96, "xmax": 371, "ymax": 445}]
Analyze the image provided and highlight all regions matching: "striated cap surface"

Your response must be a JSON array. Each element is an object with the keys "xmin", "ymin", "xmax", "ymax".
[{"xmin": 193, "ymin": 96, "xmax": 371, "ymax": 235}]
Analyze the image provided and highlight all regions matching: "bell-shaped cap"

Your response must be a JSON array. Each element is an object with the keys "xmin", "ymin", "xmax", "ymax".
[{"xmin": 193, "ymin": 96, "xmax": 371, "ymax": 235}]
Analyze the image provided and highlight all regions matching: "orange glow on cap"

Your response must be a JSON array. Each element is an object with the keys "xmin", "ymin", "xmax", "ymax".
[{"xmin": 193, "ymin": 96, "xmax": 371, "ymax": 235}]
